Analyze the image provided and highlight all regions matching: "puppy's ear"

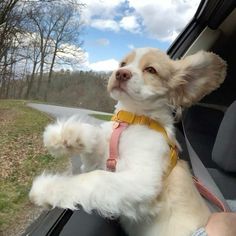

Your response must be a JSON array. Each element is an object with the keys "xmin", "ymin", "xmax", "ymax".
[{"xmin": 168, "ymin": 51, "xmax": 227, "ymax": 107}]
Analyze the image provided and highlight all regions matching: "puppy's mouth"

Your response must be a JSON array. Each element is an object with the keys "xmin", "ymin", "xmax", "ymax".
[{"xmin": 111, "ymin": 81, "xmax": 128, "ymax": 93}]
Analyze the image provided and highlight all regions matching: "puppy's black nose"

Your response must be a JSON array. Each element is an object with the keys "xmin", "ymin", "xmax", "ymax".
[{"xmin": 116, "ymin": 69, "xmax": 132, "ymax": 82}]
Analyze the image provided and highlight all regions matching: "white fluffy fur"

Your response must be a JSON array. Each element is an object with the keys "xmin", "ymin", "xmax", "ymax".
[{"xmin": 30, "ymin": 48, "xmax": 227, "ymax": 236}]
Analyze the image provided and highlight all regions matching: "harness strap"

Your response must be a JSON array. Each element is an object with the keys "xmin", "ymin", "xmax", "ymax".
[
  {"xmin": 106, "ymin": 122, "xmax": 128, "ymax": 172},
  {"xmin": 112, "ymin": 110, "xmax": 175, "ymax": 147},
  {"xmin": 107, "ymin": 110, "xmax": 229, "ymax": 212},
  {"xmin": 182, "ymin": 112, "xmax": 230, "ymax": 212},
  {"xmin": 193, "ymin": 177, "xmax": 230, "ymax": 212},
  {"xmin": 107, "ymin": 110, "xmax": 178, "ymax": 173}
]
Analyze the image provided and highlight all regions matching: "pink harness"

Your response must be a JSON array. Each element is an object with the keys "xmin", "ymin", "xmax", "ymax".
[
  {"xmin": 193, "ymin": 177, "xmax": 230, "ymax": 212},
  {"xmin": 106, "ymin": 122, "xmax": 128, "ymax": 172},
  {"xmin": 106, "ymin": 119, "xmax": 230, "ymax": 212}
]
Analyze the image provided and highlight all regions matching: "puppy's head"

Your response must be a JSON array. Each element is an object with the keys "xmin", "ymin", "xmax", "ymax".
[{"xmin": 108, "ymin": 48, "xmax": 226, "ymax": 109}]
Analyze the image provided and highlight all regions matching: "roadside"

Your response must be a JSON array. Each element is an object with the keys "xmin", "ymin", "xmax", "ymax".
[
  {"xmin": 27, "ymin": 102, "xmax": 112, "ymax": 123},
  {"xmin": 0, "ymin": 100, "xmax": 69, "ymax": 236}
]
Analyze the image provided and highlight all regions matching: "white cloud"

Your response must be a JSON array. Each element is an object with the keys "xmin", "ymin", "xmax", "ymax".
[
  {"xmin": 120, "ymin": 15, "xmax": 140, "ymax": 33},
  {"xmin": 128, "ymin": 44, "xmax": 135, "ymax": 50},
  {"xmin": 127, "ymin": 0, "xmax": 201, "ymax": 41},
  {"xmin": 81, "ymin": 0, "xmax": 125, "ymax": 28},
  {"xmin": 88, "ymin": 59, "xmax": 119, "ymax": 72},
  {"xmin": 81, "ymin": 0, "xmax": 200, "ymax": 42},
  {"xmin": 81, "ymin": 0, "xmax": 125, "ymax": 21},
  {"xmin": 90, "ymin": 19, "xmax": 120, "ymax": 32}
]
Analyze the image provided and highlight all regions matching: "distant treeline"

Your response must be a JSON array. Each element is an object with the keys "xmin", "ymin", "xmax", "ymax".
[{"xmin": 5, "ymin": 70, "xmax": 116, "ymax": 113}]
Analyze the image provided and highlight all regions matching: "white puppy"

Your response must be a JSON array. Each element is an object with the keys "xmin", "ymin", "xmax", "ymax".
[{"xmin": 30, "ymin": 48, "xmax": 226, "ymax": 236}]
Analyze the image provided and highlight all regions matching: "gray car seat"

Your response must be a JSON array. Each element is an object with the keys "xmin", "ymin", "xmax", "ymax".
[
  {"xmin": 208, "ymin": 101, "xmax": 236, "ymax": 203},
  {"xmin": 183, "ymin": 100, "xmax": 236, "ymax": 211}
]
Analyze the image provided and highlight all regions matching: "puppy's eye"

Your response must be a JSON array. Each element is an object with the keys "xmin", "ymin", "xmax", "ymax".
[
  {"xmin": 120, "ymin": 62, "xmax": 126, "ymax": 67},
  {"xmin": 144, "ymin": 66, "xmax": 157, "ymax": 74}
]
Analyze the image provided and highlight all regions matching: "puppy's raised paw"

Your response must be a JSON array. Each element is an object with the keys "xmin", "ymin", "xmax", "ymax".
[
  {"xmin": 44, "ymin": 116, "xmax": 102, "ymax": 159},
  {"xmin": 43, "ymin": 119, "xmax": 86, "ymax": 157}
]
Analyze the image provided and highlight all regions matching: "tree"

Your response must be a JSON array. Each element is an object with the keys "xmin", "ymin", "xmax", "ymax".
[
  {"xmin": 0, "ymin": 0, "xmax": 20, "ymax": 61},
  {"xmin": 0, "ymin": 0, "xmax": 85, "ymax": 100},
  {"xmin": 43, "ymin": 2, "xmax": 84, "ymax": 100},
  {"xmin": 24, "ymin": 0, "xmax": 84, "ymax": 96},
  {"xmin": 0, "ymin": 0, "xmax": 21, "ymax": 98},
  {"xmin": 23, "ymin": 33, "xmax": 41, "ymax": 99}
]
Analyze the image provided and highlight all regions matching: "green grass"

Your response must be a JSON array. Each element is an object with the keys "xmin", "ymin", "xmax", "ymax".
[
  {"xmin": 0, "ymin": 99, "xmax": 67, "ymax": 234},
  {"xmin": 90, "ymin": 113, "xmax": 112, "ymax": 121}
]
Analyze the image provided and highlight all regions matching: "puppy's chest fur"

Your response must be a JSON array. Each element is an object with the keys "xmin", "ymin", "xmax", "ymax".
[
  {"xmin": 121, "ymin": 161, "xmax": 210, "ymax": 236},
  {"xmin": 102, "ymin": 122, "xmax": 210, "ymax": 236},
  {"xmin": 102, "ymin": 122, "xmax": 170, "ymax": 172}
]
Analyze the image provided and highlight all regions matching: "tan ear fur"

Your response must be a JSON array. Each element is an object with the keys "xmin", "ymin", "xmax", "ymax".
[{"xmin": 168, "ymin": 51, "xmax": 227, "ymax": 108}]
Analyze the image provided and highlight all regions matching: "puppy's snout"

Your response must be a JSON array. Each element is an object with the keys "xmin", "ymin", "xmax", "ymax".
[{"xmin": 115, "ymin": 69, "xmax": 132, "ymax": 82}]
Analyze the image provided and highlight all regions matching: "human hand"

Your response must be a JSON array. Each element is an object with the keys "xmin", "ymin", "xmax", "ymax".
[{"xmin": 205, "ymin": 213, "xmax": 236, "ymax": 236}]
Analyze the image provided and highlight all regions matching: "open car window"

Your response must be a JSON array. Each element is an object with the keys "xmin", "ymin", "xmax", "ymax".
[{"xmin": 2, "ymin": 0, "xmax": 236, "ymax": 236}]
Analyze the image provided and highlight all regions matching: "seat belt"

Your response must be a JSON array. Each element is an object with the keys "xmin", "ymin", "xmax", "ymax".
[{"xmin": 182, "ymin": 118, "xmax": 231, "ymax": 212}]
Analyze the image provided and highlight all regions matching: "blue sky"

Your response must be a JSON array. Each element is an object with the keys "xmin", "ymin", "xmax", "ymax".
[
  {"xmin": 74, "ymin": 0, "xmax": 201, "ymax": 71},
  {"xmin": 83, "ymin": 27, "xmax": 170, "ymax": 62}
]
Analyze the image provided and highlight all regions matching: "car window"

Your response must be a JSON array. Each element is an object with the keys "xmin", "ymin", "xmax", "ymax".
[{"xmin": 0, "ymin": 0, "xmax": 201, "ymax": 235}]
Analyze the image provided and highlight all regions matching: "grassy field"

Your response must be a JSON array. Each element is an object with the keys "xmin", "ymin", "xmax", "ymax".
[
  {"xmin": 90, "ymin": 113, "xmax": 112, "ymax": 121},
  {"xmin": 0, "ymin": 100, "xmax": 68, "ymax": 236}
]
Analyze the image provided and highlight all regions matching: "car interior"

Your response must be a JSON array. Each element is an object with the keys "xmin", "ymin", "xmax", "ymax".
[
  {"xmin": 24, "ymin": 1, "xmax": 236, "ymax": 235},
  {"xmin": 180, "ymin": 7, "xmax": 236, "ymax": 210}
]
